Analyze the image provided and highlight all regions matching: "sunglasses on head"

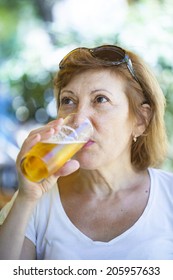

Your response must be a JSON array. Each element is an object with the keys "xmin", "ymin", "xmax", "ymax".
[{"xmin": 59, "ymin": 45, "xmax": 139, "ymax": 83}]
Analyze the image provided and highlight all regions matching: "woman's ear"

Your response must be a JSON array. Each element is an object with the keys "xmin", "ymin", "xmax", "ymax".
[
  {"xmin": 141, "ymin": 103, "xmax": 152, "ymax": 126},
  {"xmin": 133, "ymin": 103, "xmax": 152, "ymax": 138}
]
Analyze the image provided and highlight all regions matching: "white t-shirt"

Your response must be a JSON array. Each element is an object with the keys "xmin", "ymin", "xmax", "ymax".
[
  {"xmin": 0, "ymin": 168, "xmax": 173, "ymax": 259},
  {"xmin": 24, "ymin": 168, "xmax": 173, "ymax": 260}
]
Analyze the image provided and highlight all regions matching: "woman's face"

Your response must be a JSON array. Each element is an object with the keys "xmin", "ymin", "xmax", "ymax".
[{"xmin": 58, "ymin": 69, "xmax": 136, "ymax": 170}]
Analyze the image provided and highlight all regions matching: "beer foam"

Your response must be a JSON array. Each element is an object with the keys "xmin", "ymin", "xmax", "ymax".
[
  {"xmin": 42, "ymin": 140, "xmax": 86, "ymax": 144},
  {"xmin": 42, "ymin": 124, "xmax": 90, "ymax": 144}
]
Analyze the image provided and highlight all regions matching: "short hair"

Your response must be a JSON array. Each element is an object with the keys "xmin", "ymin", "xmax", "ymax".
[{"xmin": 54, "ymin": 45, "xmax": 168, "ymax": 170}]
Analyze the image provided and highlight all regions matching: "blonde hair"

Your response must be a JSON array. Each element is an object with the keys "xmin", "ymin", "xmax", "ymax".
[{"xmin": 54, "ymin": 45, "xmax": 168, "ymax": 170}]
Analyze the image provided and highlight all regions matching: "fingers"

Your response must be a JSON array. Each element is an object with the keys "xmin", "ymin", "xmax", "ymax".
[
  {"xmin": 16, "ymin": 134, "xmax": 40, "ymax": 166},
  {"xmin": 16, "ymin": 118, "xmax": 64, "ymax": 166},
  {"xmin": 53, "ymin": 160, "xmax": 80, "ymax": 177},
  {"xmin": 16, "ymin": 118, "xmax": 80, "ymax": 190},
  {"xmin": 28, "ymin": 118, "xmax": 64, "ymax": 139}
]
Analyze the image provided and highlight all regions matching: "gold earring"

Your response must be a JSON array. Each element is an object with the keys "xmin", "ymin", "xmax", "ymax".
[{"xmin": 133, "ymin": 136, "xmax": 137, "ymax": 142}]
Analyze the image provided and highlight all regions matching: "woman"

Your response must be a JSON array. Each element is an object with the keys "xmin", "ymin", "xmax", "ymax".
[{"xmin": 0, "ymin": 45, "xmax": 173, "ymax": 260}]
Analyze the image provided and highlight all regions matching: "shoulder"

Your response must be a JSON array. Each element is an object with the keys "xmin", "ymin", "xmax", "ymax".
[
  {"xmin": 34, "ymin": 184, "xmax": 59, "ymax": 214},
  {"xmin": 149, "ymin": 168, "xmax": 173, "ymax": 197},
  {"xmin": 26, "ymin": 184, "xmax": 59, "ymax": 232},
  {"xmin": 149, "ymin": 168, "xmax": 173, "ymax": 183}
]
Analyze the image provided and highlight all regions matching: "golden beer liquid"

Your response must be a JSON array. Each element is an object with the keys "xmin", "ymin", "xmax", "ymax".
[{"xmin": 21, "ymin": 141, "xmax": 85, "ymax": 182}]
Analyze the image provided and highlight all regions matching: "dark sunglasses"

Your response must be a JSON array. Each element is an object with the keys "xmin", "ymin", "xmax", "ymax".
[{"xmin": 59, "ymin": 45, "xmax": 139, "ymax": 83}]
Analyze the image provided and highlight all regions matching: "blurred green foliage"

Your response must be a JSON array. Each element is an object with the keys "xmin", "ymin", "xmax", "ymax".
[{"xmin": 0, "ymin": 0, "xmax": 173, "ymax": 170}]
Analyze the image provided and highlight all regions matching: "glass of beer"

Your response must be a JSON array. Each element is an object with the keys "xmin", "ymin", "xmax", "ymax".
[{"xmin": 20, "ymin": 114, "xmax": 93, "ymax": 182}]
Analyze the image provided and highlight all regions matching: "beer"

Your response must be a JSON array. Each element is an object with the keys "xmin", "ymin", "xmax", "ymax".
[
  {"xmin": 21, "ymin": 141, "xmax": 85, "ymax": 182},
  {"xmin": 20, "ymin": 114, "xmax": 93, "ymax": 182}
]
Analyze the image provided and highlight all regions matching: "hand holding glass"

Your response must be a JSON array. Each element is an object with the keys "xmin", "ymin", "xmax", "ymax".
[{"xmin": 20, "ymin": 114, "xmax": 93, "ymax": 182}]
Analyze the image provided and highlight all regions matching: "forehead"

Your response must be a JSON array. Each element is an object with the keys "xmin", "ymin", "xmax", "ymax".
[{"xmin": 61, "ymin": 69, "xmax": 125, "ymax": 94}]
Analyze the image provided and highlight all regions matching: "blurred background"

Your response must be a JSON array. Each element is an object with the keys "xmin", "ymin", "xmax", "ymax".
[{"xmin": 0, "ymin": 0, "xmax": 173, "ymax": 208}]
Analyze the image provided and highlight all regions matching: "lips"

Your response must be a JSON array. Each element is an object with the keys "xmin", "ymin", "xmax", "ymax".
[{"xmin": 83, "ymin": 140, "xmax": 95, "ymax": 148}]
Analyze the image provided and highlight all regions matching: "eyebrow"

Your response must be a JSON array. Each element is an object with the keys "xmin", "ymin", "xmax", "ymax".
[
  {"xmin": 60, "ymin": 90, "xmax": 74, "ymax": 95},
  {"xmin": 61, "ymin": 89, "xmax": 113, "ymax": 96},
  {"xmin": 90, "ymin": 89, "xmax": 113, "ymax": 96}
]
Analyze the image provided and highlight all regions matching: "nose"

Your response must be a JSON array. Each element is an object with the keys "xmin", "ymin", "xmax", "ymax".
[{"xmin": 66, "ymin": 112, "xmax": 90, "ymax": 127}]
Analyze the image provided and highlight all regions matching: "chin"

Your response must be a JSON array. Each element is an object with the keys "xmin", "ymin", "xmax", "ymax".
[
  {"xmin": 74, "ymin": 146, "xmax": 101, "ymax": 169},
  {"xmin": 76, "ymin": 156, "xmax": 101, "ymax": 170}
]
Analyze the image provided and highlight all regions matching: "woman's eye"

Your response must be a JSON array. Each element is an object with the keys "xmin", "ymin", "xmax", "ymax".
[
  {"xmin": 95, "ymin": 96, "xmax": 109, "ymax": 103},
  {"xmin": 60, "ymin": 97, "xmax": 74, "ymax": 105}
]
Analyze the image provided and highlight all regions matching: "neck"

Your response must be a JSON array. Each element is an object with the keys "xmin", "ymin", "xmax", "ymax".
[{"xmin": 58, "ymin": 164, "xmax": 148, "ymax": 197}]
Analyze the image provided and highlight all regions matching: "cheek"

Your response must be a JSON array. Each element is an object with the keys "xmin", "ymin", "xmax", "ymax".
[{"xmin": 99, "ymin": 116, "xmax": 133, "ymax": 145}]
